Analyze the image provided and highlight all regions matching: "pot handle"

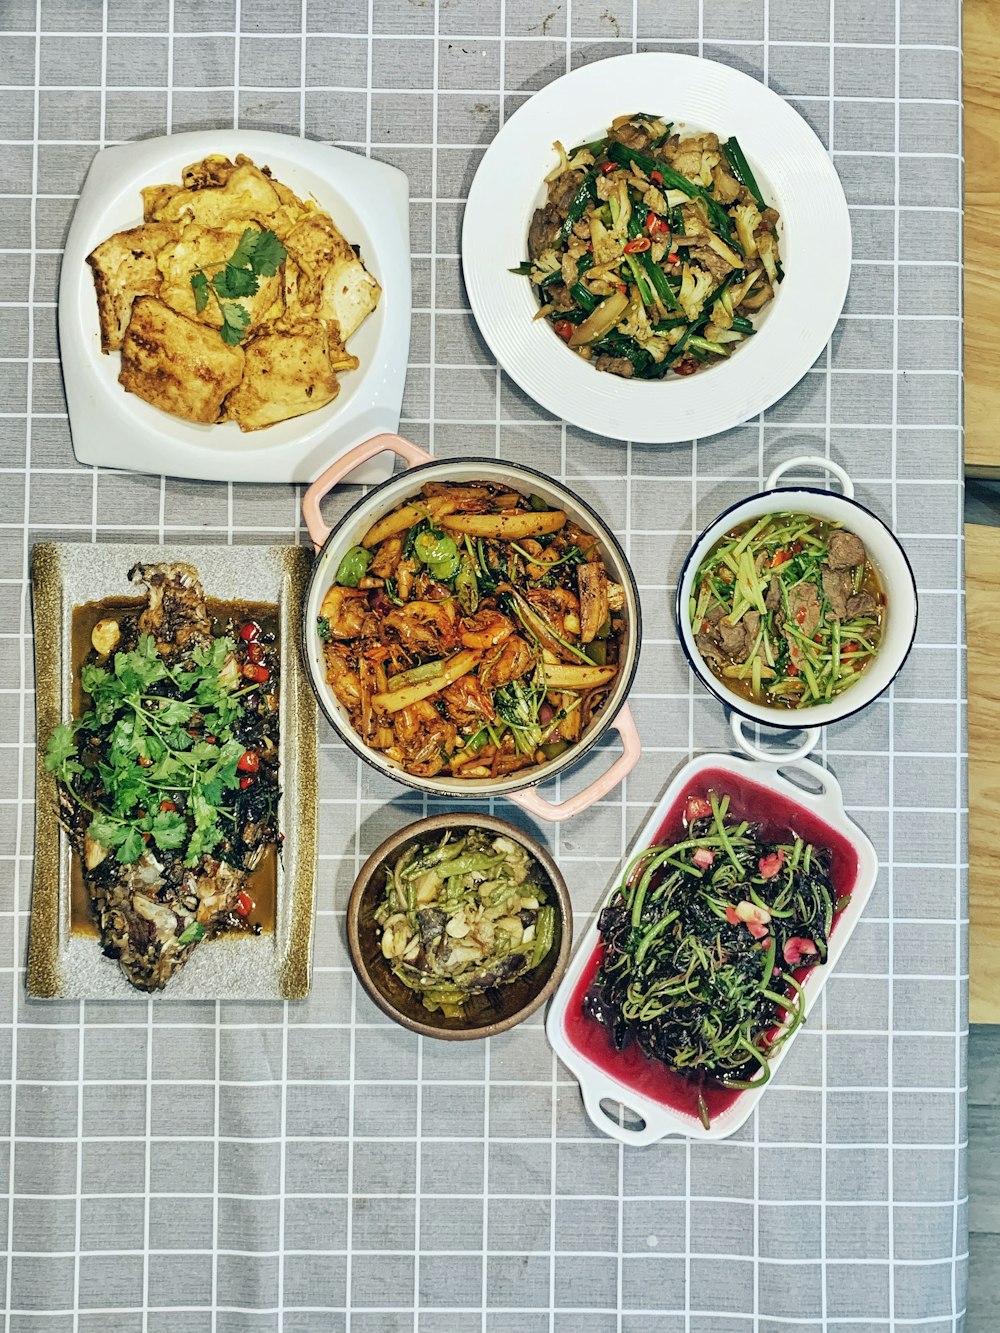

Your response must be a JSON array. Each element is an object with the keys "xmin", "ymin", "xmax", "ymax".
[
  {"xmin": 301, "ymin": 433, "xmax": 434, "ymax": 551},
  {"xmin": 730, "ymin": 714, "xmax": 821, "ymax": 765},
  {"xmin": 509, "ymin": 706, "xmax": 641, "ymax": 824},
  {"xmin": 765, "ymin": 455, "xmax": 854, "ymax": 500}
]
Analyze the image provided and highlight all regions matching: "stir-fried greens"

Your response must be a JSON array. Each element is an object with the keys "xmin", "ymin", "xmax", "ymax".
[
  {"xmin": 318, "ymin": 481, "xmax": 627, "ymax": 779},
  {"xmin": 375, "ymin": 828, "xmax": 557, "ymax": 1016},
  {"xmin": 515, "ymin": 112, "xmax": 782, "ymax": 379},
  {"xmin": 690, "ymin": 513, "xmax": 884, "ymax": 709},
  {"xmin": 587, "ymin": 792, "xmax": 842, "ymax": 1125}
]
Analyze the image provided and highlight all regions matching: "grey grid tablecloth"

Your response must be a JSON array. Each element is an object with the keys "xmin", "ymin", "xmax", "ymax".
[{"xmin": 0, "ymin": 0, "xmax": 967, "ymax": 1328}]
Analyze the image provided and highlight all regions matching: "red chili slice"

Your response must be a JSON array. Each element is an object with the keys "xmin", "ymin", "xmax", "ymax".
[
  {"xmin": 623, "ymin": 237, "xmax": 651, "ymax": 254},
  {"xmin": 239, "ymin": 622, "xmax": 261, "ymax": 643},
  {"xmin": 242, "ymin": 663, "xmax": 270, "ymax": 684},
  {"xmin": 237, "ymin": 750, "xmax": 260, "ymax": 773},
  {"xmin": 553, "ymin": 320, "xmax": 575, "ymax": 342},
  {"xmin": 234, "ymin": 890, "xmax": 255, "ymax": 918}
]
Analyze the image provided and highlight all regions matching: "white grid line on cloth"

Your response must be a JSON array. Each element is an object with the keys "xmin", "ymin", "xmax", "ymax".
[{"xmin": 0, "ymin": 29, "xmax": 965, "ymax": 46}]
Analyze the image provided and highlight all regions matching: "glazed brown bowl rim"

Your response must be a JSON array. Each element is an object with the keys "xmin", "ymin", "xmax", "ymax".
[{"xmin": 346, "ymin": 812, "xmax": 573, "ymax": 1040}]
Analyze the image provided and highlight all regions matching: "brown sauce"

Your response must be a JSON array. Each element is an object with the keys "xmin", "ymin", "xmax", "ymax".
[{"xmin": 68, "ymin": 597, "xmax": 281, "ymax": 937}]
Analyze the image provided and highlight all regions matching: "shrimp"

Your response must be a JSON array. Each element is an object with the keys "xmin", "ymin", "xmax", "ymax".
[
  {"xmin": 524, "ymin": 586, "xmax": 580, "ymax": 638},
  {"xmin": 319, "ymin": 585, "xmax": 369, "ymax": 639},
  {"xmin": 324, "ymin": 643, "xmax": 362, "ymax": 710},
  {"xmin": 384, "ymin": 599, "xmax": 458, "ymax": 654},
  {"xmin": 369, "ymin": 534, "xmax": 402, "ymax": 579},
  {"xmin": 441, "ymin": 676, "xmax": 495, "ymax": 727},
  {"xmin": 479, "ymin": 634, "xmax": 535, "ymax": 692},
  {"xmin": 460, "ymin": 609, "xmax": 515, "ymax": 650}
]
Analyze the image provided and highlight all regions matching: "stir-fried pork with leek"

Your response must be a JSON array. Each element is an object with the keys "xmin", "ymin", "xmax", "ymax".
[
  {"xmin": 514, "ymin": 112, "xmax": 782, "ymax": 379},
  {"xmin": 376, "ymin": 828, "xmax": 556, "ymax": 1016},
  {"xmin": 317, "ymin": 482, "xmax": 626, "ymax": 779},
  {"xmin": 690, "ymin": 514, "xmax": 883, "ymax": 708},
  {"xmin": 587, "ymin": 792, "xmax": 842, "ymax": 1125}
]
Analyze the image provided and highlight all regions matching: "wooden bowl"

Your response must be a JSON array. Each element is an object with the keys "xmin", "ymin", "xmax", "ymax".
[{"xmin": 347, "ymin": 813, "xmax": 573, "ymax": 1040}]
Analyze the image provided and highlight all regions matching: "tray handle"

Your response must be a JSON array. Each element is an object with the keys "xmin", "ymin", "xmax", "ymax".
[
  {"xmin": 577, "ymin": 1068, "xmax": 680, "ymax": 1147},
  {"xmin": 301, "ymin": 433, "xmax": 433, "ymax": 551},
  {"xmin": 765, "ymin": 454, "xmax": 854, "ymax": 499},
  {"xmin": 509, "ymin": 706, "xmax": 641, "ymax": 824},
  {"xmin": 729, "ymin": 714, "xmax": 820, "ymax": 765}
]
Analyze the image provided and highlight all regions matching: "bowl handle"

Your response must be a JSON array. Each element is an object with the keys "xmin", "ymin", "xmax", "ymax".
[
  {"xmin": 730, "ymin": 714, "xmax": 821, "ymax": 764},
  {"xmin": 301, "ymin": 433, "xmax": 434, "ymax": 551},
  {"xmin": 509, "ymin": 706, "xmax": 641, "ymax": 824},
  {"xmin": 765, "ymin": 454, "xmax": 854, "ymax": 499}
]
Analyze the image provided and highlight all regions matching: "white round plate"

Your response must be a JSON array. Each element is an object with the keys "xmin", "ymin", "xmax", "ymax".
[
  {"xmin": 462, "ymin": 53, "xmax": 851, "ymax": 446},
  {"xmin": 60, "ymin": 130, "xmax": 411, "ymax": 484}
]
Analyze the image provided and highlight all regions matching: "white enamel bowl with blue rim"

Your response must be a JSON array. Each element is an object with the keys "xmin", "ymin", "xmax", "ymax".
[{"xmin": 675, "ymin": 456, "xmax": 919, "ymax": 730}]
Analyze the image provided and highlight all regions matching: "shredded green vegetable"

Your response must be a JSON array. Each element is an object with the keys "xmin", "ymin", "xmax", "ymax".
[{"xmin": 690, "ymin": 512, "xmax": 883, "ymax": 709}]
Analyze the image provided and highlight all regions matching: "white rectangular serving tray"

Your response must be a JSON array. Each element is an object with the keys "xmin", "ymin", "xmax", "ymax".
[
  {"xmin": 60, "ymin": 130, "xmax": 411, "ymax": 485},
  {"xmin": 546, "ymin": 751, "xmax": 879, "ymax": 1144}
]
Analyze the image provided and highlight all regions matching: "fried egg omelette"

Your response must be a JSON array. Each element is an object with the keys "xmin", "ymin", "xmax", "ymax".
[{"xmin": 86, "ymin": 154, "xmax": 380, "ymax": 430}]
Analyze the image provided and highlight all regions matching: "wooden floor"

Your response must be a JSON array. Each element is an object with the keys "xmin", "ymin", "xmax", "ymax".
[{"xmin": 966, "ymin": 1, "xmax": 999, "ymax": 1326}]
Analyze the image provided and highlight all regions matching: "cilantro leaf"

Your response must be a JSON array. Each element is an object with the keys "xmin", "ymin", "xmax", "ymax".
[
  {"xmin": 228, "ymin": 227, "xmax": 262, "ymax": 270},
  {"xmin": 185, "ymin": 821, "xmax": 222, "ymax": 866},
  {"xmin": 212, "ymin": 264, "xmax": 259, "ymax": 300},
  {"xmin": 220, "ymin": 302, "xmax": 251, "ymax": 345},
  {"xmin": 191, "ymin": 270, "xmax": 210, "ymax": 313},
  {"xmin": 249, "ymin": 229, "xmax": 287, "ymax": 277},
  {"xmin": 44, "ymin": 722, "xmax": 78, "ymax": 773},
  {"xmin": 88, "ymin": 814, "xmax": 126, "ymax": 849},
  {"xmin": 115, "ymin": 826, "xmax": 146, "ymax": 864},
  {"xmin": 148, "ymin": 810, "xmax": 187, "ymax": 852},
  {"xmin": 155, "ymin": 698, "xmax": 194, "ymax": 728}
]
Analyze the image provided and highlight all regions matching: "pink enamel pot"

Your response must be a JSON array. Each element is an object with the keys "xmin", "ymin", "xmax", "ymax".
[{"xmin": 300, "ymin": 433, "xmax": 642, "ymax": 823}]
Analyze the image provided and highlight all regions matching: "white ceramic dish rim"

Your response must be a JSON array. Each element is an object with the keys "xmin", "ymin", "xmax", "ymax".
[
  {"xmin": 299, "ymin": 435, "xmax": 642, "ymax": 821},
  {"xmin": 675, "ymin": 457, "xmax": 919, "ymax": 729},
  {"xmin": 461, "ymin": 51, "xmax": 852, "ymax": 445},
  {"xmin": 59, "ymin": 129, "xmax": 411, "ymax": 485},
  {"xmin": 545, "ymin": 750, "xmax": 879, "ymax": 1145}
]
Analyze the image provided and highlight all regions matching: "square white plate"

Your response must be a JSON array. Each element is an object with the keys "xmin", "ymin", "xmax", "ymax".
[{"xmin": 59, "ymin": 130, "xmax": 411, "ymax": 485}]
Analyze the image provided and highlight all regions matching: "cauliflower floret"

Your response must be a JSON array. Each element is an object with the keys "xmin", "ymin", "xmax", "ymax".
[
  {"xmin": 757, "ymin": 231, "xmax": 779, "ymax": 285},
  {"xmin": 589, "ymin": 216, "xmax": 621, "ymax": 266},
  {"xmin": 643, "ymin": 184, "xmax": 668, "ymax": 215},
  {"xmin": 617, "ymin": 297, "xmax": 653, "ymax": 342},
  {"xmin": 732, "ymin": 202, "xmax": 762, "ymax": 259},
  {"xmin": 530, "ymin": 248, "xmax": 561, "ymax": 284},
  {"xmin": 678, "ymin": 264, "xmax": 714, "ymax": 322}
]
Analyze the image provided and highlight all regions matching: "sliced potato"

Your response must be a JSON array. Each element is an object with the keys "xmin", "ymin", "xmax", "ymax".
[
  {"xmin": 361, "ymin": 496, "xmax": 459, "ymax": 548},
  {"xmin": 372, "ymin": 649, "xmax": 481, "ymax": 713},
  {"xmin": 543, "ymin": 663, "xmax": 618, "ymax": 689},
  {"xmin": 440, "ymin": 510, "xmax": 567, "ymax": 539}
]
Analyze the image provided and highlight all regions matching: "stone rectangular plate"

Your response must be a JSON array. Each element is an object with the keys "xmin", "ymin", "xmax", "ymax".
[{"xmin": 28, "ymin": 542, "xmax": 319, "ymax": 1001}]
